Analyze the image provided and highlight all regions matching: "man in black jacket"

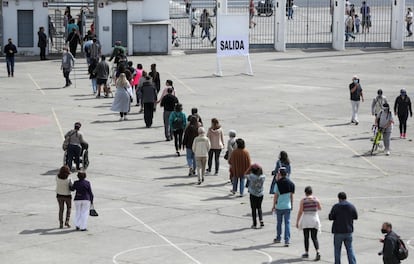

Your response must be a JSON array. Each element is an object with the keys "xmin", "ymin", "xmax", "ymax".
[
  {"xmin": 160, "ymin": 88, "xmax": 178, "ymax": 140},
  {"xmin": 329, "ymin": 192, "xmax": 358, "ymax": 264},
  {"xmin": 38, "ymin": 27, "xmax": 48, "ymax": 60},
  {"xmin": 394, "ymin": 88, "xmax": 412, "ymax": 139},
  {"xmin": 4, "ymin": 38, "xmax": 17, "ymax": 77},
  {"xmin": 379, "ymin": 222, "xmax": 400, "ymax": 264}
]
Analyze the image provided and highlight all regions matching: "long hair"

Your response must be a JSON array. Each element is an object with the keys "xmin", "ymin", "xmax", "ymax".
[
  {"xmin": 279, "ymin": 151, "xmax": 290, "ymax": 164},
  {"xmin": 210, "ymin": 118, "xmax": 220, "ymax": 129},
  {"xmin": 116, "ymin": 73, "xmax": 129, "ymax": 87},
  {"xmin": 58, "ymin": 165, "xmax": 70, "ymax": 179}
]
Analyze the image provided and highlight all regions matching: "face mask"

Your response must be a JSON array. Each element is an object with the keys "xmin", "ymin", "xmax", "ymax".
[
  {"xmin": 381, "ymin": 228, "xmax": 388, "ymax": 234},
  {"xmin": 353, "ymin": 80, "xmax": 358, "ymax": 84}
]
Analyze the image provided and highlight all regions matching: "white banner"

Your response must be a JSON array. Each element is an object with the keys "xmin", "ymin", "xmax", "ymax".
[{"xmin": 216, "ymin": 14, "xmax": 249, "ymax": 57}]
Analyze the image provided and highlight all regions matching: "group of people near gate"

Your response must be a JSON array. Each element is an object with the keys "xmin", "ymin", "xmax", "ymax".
[{"xmin": 348, "ymin": 75, "xmax": 412, "ymax": 155}]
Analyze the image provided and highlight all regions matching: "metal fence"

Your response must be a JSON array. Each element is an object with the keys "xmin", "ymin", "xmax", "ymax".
[
  {"xmin": 286, "ymin": 0, "xmax": 333, "ymax": 48},
  {"xmin": 344, "ymin": 0, "xmax": 392, "ymax": 48},
  {"xmin": 405, "ymin": 0, "xmax": 414, "ymax": 46}
]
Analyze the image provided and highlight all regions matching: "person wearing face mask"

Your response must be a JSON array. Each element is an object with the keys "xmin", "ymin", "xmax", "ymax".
[
  {"xmin": 349, "ymin": 75, "xmax": 364, "ymax": 125},
  {"xmin": 379, "ymin": 222, "xmax": 400, "ymax": 264},
  {"xmin": 394, "ymin": 88, "xmax": 412, "ymax": 139},
  {"xmin": 61, "ymin": 46, "xmax": 75, "ymax": 87},
  {"xmin": 376, "ymin": 103, "xmax": 394, "ymax": 156}
]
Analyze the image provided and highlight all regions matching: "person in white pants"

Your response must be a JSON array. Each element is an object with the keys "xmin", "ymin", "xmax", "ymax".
[
  {"xmin": 70, "ymin": 172, "xmax": 94, "ymax": 231},
  {"xmin": 349, "ymin": 75, "xmax": 364, "ymax": 125}
]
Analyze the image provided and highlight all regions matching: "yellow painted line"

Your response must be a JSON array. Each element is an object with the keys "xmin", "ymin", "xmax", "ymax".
[
  {"xmin": 287, "ymin": 103, "xmax": 388, "ymax": 176},
  {"xmin": 28, "ymin": 73, "xmax": 45, "ymax": 95},
  {"xmin": 51, "ymin": 107, "xmax": 64, "ymax": 140}
]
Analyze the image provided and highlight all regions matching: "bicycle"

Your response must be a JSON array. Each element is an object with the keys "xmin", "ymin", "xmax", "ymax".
[{"xmin": 371, "ymin": 126, "xmax": 383, "ymax": 155}]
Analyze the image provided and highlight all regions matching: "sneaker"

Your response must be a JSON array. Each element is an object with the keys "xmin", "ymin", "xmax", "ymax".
[
  {"xmin": 202, "ymin": 177, "xmax": 204, "ymax": 182},
  {"xmin": 123, "ymin": 117, "xmax": 128, "ymax": 121},
  {"xmin": 119, "ymin": 117, "xmax": 123, "ymax": 121},
  {"xmin": 355, "ymin": 121, "xmax": 359, "ymax": 125},
  {"xmin": 284, "ymin": 242, "xmax": 290, "ymax": 247},
  {"xmin": 301, "ymin": 253, "xmax": 309, "ymax": 258},
  {"xmin": 230, "ymin": 190, "xmax": 236, "ymax": 195},
  {"xmin": 260, "ymin": 221, "xmax": 264, "ymax": 227},
  {"xmin": 251, "ymin": 225, "xmax": 257, "ymax": 229},
  {"xmin": 197, "ymin": 181, "xmax": 201, "ymax": 185},
  {"xmin": 315, "ymin": 252, "xmax": 321, "ymax": 261},
  {"xmin": 214, "ymin": 171, "xmax": 218, "ymax": 175},
  {"xmin": 386, "ymin": 151, "xmax": 390, "ymax": 156},
  {"xmin": 176, "ymin": 151, "xmax": 180, "ymax": 156},
  {"xmin": 273, "ymin": 239, "xmax": 281, "ymax": 243},
  {"xmin": 403, "ymin": 133, "xmax": 406, "ymax": 139},
  {"xmin": 188, "ymin": 168, "xmax": 193, "ymax": 176}
]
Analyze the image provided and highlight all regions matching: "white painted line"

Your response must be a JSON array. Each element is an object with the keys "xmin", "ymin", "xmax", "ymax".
[
  {"xmin": 407, "ymin": 240, "xmax": 414, "ymax": 250},
  {"xmin": 287, "ymin": 103, "xmax": 388, "ymax": 176},
  {"xmin": 167, "ymin": 71, "xmax": 195, "ymax": 94},
  {"xmin": 51, "ymin": 107, "xmax": 64, "ymax": 140},
  {"xmin": 121, "ymin": 208, "xmax": 202, "ymax": 264},
  {"xmin": 254, "ymin": 250, "xmax": 273, "ymax": 264},
  {"xmin": 28, "ymin": 73, "xmax": 45, "ymax": 95}
]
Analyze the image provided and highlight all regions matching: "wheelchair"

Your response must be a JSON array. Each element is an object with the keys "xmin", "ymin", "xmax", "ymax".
[{"xmin": 63, "ymin": 143, "xmax": 89, "ymax": 171}]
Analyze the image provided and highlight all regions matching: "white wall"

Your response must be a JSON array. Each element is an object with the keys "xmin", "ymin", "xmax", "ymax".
[
  {"xmin": 96, "ymin": 0, "xmax": 169, "ymax": 55},
  {"xmin": 2, "ymin": 0, "xmax": 48, "ymax": 55}
]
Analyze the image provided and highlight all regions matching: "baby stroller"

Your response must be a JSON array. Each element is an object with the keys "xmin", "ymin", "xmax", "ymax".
[
  {"xmin": 63, "ymin": 142, "xmax": 89, "ymax": 171},
  {"xmin": 172, "ymin": 27, "xmax": 180, "ymax": 47}
]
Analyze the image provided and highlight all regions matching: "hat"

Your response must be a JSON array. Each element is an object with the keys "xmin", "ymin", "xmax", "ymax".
[
  {"xmin": 198, "ymin": 127, "xmax": 205, "ymax": 134},
  {"xmin": 279, "ymin": 167, "xmax": 287, "ymax": 176},
  {"xmin": 228, "ymin": 129, "xmax": 236, "ymax": 137},
  {"xmin": 400, "ymin": 88, "xmax": 407, "ymax": 95}
]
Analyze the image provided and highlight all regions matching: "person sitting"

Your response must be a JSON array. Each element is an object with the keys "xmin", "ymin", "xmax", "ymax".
[{"xmin": 64, "ymin": 122, "xmax": 88, "ymax": 171}]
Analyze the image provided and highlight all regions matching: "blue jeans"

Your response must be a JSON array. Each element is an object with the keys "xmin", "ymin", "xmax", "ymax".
[
  {"xmin": 6, "ymin": 57, "xmax": 15, "ymax": 76},
  {"xmin": 186, "ymin": 148, "xmax": 196, "ymax": 170},
  {"xmin": 232, "ymin": 176, "xmax": 245, "ymax": 195},
  {"xmin": 334, "ymin": 233, "xmax": 356, "ymax": 264},
  {"xmin": 91, "ymin": 78, "xmax": 97, "ymax": 93},
  {"xmin": 276, "ymin": 209, "xmax": 291, "ymax": 243}
]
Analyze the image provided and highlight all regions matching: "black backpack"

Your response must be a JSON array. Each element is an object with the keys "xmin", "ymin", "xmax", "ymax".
[
  {"xmin": 396, "ymin": 238, "xmax": 409, "ymax": 261},
  {"xmin": 172, "ymin": 114, "xmax": 183, "ymax": 130}
]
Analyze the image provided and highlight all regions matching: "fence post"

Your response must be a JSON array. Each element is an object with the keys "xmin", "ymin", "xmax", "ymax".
[
  {"xmin": 332, "ymin": 0, "xmax": 345, "ymax": 50},
  {"xmin": 391, "ymin": 0, "xmax": 405, "ymax": 49},
  {"xmin": 274, "ymin": 0, "xmax": 286, "ymax": 51}
]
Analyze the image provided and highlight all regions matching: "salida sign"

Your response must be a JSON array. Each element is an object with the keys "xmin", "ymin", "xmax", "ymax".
[{"xmin": 217, "ymin": 36, "xmax": 249, "ymax": 57}]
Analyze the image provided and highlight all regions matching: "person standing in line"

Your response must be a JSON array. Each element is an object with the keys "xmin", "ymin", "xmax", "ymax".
[
  {"xmin": 160, "ymin": 87, "xmax": 178, "ymax": 141},
  {"xmin": 111, "ymin": 73, "xmax": 132, "ymax": 121},
  {"xmin": 94, "ymin": 55, "xmax": 110, "ymax": 98},
  {"xmin": 38, "ymin": 27, "xmax": 48, "ymax": 60},
  {"xmin": 406, "ymin": 8, "xmax": 413, "ymax": 37},
  {"xmin": 349, "ymin": 75, "xmax": 364, "ymax": 125},
  {"xmin": 56, "ymin": 165, "xmax": 73, "ymax": 229},
  {"xmin": 4, "ymin": 38, "xmax": 17, "ymax": 77},
  {"xmin": 66, "ymin": 28, "xmax": 81, "ymax": 58},
  {"xmin": 140, "ymin": 75, "xmax": 157, "ymax": 128},
  {"xmin": 192, "ymin": 127, "xmax": 211, "ymax": 184},
  {"xmin": 360, "ymin": 1, "xmax": 371, "ymax": 33},
  {"xmin": 377, "ymin": 103, "xmax": 394, "ymax": 155},
  {"xmin": 379, "ymin": 222, "xmax": 401, "ymax": 264},
  {"xmin": 183, "ymin": 116, "xmax": 199, "ymax": 176},
  {"xmin": 394, "ymin": 88, "xmax": 412, "ymax": 139},
  {"xmin": 228, "ymin": 138, "xmax": 251, "ymax": 197},
  {"xmin": 70, "ymin": 172, "xmax": 93, "ymax": 231},
  {"xmin": 270, "ymin": 151, "xmax": 291, "ymax": 194},
  {"xmin": 169, "ymin": 103, "xmax": 187, "ymax": 156},
  {"xmin": 187, "ymin": 107, "xmax": 203, "ymax": 127},
  {"xmin": 89, "ymin": 37, "xmax": 101, "ymax": 64},
  {"xmin": 328, "ymin": 192, "xmax": 358, "ymax": 264},
  {"xmin": 133, "ymin": 64, "xmax": 144, "ymax": 106},
  {"xmin": 272, "ymin": 167, "xmax": 295, "ymax": 247},
  {"xmin": 88, "ymin": 58, "xmax": 98, "ymax": 95},
  {"xmin": 246, "ymin": 163, "xmax": 265, "ymax": 229},
  {"xmin": 158, "ymin": 80, "xmax": 176, "ymax": 104},
  {"xmin": 61, "ymin": 46, "xmax": 75, "ymax": 87},
  {"xmin": 296, "ymin": 186, "xmax": 322, "ymax": 261},
  {"xmin": 207, "ymin": 118, "xmax": 224, "ymax": 175},
  {"xmin": 225, "ymin": 130, "xmax": 237, "ymax": 183},
  {"xmin": 149, "ymin": 63, "xmax": 161, "ymax": 94}
]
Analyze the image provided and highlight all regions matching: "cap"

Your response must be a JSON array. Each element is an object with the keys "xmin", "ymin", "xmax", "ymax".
[
  {"xmin": 198, "ymin": 127, "xmax": 205, "ymax": 134},
  {"xmin": 400, "ymin": 88, "xmax": 407, "ymax": 95}
]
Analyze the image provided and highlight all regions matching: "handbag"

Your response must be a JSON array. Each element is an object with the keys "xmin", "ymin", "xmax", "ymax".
[
  {"xmin": 224, "ymin": 150, "xmax": 229, "ymax": 160},
  {"xmin": 89, "ymin": 204, "xmax": 99, "ymax": 217}
]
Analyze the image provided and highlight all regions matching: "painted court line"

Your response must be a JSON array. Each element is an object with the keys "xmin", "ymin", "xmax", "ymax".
[
  {"xmin": 28, "ymin": 73, "xmax": 45, "ymax": 95},
  {"xmin": 51, "ymin": 107, "xmax": 64, "ymax": 140},
  {"xmin": 287, "ymin": 103, "xmax": 388, "ymax": 176},
  {"xmin": 121, "ymin": 208, "xmax": 202, "ymax": 264},
  {"xmin": 167, "ymin": 71, "xmax": 195, "ymax": 94}
]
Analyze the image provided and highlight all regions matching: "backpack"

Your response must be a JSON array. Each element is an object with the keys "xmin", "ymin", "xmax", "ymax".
[
  {"xmin": 172, "ymin": 114, "xmax": 183, "ymax": 130},
  {"xmin": 374, "ymin": 96, "xmax": 385, "ymax": 114},
  {"xmin": 396, "ymin": 238, "xmax": 409, "ymax": 260}
]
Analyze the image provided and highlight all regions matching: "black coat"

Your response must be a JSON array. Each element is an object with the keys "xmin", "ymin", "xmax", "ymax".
[
  {"xmin": 38, "ymin": 31, "xmax": 47, "ymax": 48},
  {"xmin": 382, "ymin": 231, "xmax": 400, "ymax": 264}
]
